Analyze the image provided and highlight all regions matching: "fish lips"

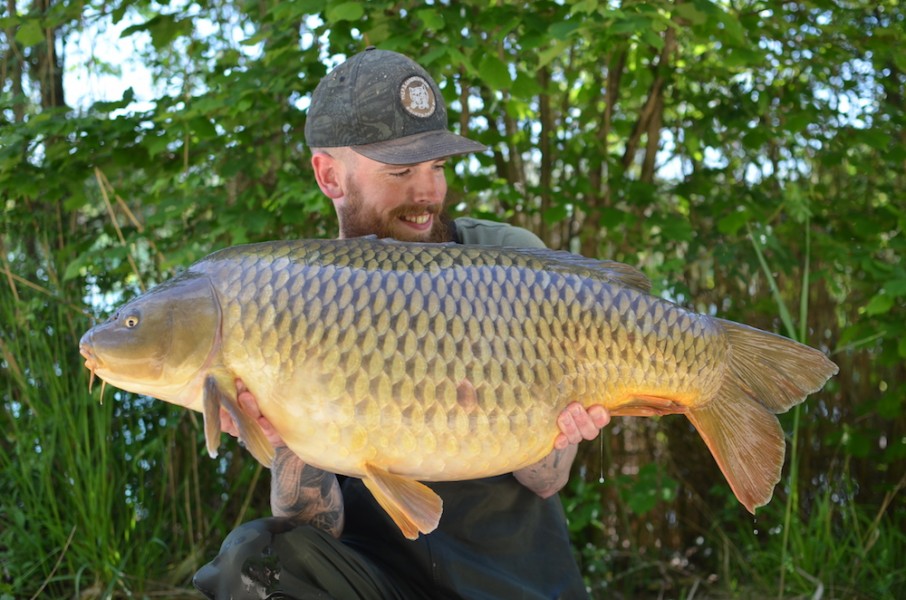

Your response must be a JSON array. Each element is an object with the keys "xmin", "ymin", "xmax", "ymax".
[
  {"xmin": 79, "ymin": 332, "xmax": 101, "ymax": 369},
  {"xmin": 79, "ymin": 331, "xmax": 103, "ymax": 393}
]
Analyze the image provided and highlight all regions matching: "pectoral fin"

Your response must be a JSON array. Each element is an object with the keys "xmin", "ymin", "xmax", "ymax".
[
  {"xmin": 203, "ymin": 375, "xmax": 275, "ymax": 467},
  {"xmin": 201, "ymin": 379, "xmax": 223, "ymax": 459},
  {"xmin": 361, "ymin": 463, "xmax": 443, "ymax": 540}
]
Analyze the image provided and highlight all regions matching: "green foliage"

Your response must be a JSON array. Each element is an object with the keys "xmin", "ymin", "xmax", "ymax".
[
  {"xmin": 2, "ymin": 0, "xmax": 905, "ymax": 597},
  {"xmin": 0, "ymin": 229, "xmax": 268, "ymax": 597}
]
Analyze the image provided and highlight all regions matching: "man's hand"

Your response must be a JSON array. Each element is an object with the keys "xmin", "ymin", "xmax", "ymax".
[
  {"xmin": 514, "ymin": 402, "xmax": 610, "ymax": 498},
  {"xmin": 553, "ymin": 402, "xmax": 611, "ymax": 449},
  {"xmin": 220, "ymin": 379, "xmax": 287, "ymax": 449}
]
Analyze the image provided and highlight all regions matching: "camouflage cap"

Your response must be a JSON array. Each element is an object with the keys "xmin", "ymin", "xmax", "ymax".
[{"xmin": 304, "ymin": 47, "xmax": 486, "ymax": 165}]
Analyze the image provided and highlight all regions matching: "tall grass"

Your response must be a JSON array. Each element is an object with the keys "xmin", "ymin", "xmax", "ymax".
[
  {"xmin": 0, "ymin": 269, "xmax": 266, "ymax": 597},
  {"xmin": 741, "ymin": 222, "xmax": 906, "ymax": 599},
  {"xmin": 2, "ymin": 292, "xmax": 160, "ymax": 596}
]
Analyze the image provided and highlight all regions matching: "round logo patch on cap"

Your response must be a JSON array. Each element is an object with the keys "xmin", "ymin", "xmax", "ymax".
[{"xmin": 400, "ymin": 76, "xmax": 436, "ymax": 118}]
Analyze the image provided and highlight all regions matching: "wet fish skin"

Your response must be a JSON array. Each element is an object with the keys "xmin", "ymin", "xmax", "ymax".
[{"xmin": 79, "ymin": 237, "xmax": 838, "ymax": 539}]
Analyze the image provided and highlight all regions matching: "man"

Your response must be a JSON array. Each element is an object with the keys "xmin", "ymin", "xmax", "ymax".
[{"xmin": 193, "ymin": 47, "xmax": 610, "ymax": 599}]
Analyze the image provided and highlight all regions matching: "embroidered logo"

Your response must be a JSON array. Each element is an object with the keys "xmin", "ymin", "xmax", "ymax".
[{"xmin": 400, "ymin": 76, "xmax": 435, "ymax": 118}]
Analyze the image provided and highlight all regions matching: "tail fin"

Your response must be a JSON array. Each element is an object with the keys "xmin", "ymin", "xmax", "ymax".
[{"xmin": 686, "ymin": 320, "xmax": 838, "ymax": 512}]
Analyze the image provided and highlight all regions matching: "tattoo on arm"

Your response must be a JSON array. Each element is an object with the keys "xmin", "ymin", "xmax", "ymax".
[
  {"xmin": 270, "ymin": 447, "xmax": 344, "ymax": 538},
  {"xmin": 513, "ymin": 445, "xmax": 577, "ymax": 499}
]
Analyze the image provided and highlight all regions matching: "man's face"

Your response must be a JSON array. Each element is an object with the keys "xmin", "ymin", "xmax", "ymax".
[{"xmin": 336, "ymin": 153, "xmax": 454, "ymax": 243}]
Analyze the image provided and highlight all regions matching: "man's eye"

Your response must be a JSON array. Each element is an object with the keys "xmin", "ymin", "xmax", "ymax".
[{"xmin": 389, "ymin": 170, "xmax": 410, "ymax": 177}]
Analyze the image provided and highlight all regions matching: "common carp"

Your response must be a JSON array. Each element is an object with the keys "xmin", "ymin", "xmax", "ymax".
[{"xmin": 79, "ymin": 237, "xmax": 838, "ymax": 539}]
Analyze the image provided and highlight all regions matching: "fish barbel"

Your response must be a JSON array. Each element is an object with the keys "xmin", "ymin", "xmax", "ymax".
[{"xmin": 79, "ymin": 237, "xmax": 838, "ymax": 539}]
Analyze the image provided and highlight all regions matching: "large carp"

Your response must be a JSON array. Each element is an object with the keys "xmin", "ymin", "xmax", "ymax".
[{"xmin": 79, "ymin": 237, "xmax": 837, "ymax": 539}]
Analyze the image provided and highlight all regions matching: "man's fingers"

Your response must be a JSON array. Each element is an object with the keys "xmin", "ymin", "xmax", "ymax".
[
  {"xmin": 237, "ymin": 390, "xmax": 262, "ymax": 418},
  {"xmin": 556, "ymin": 404, "xmax": 583, "ymax": 446},
  {"xmin": 588, "ymin": 405, "xmax": 611, "ymax": 429},
  {"xmin": 233, "ymin": 378, "xmax": 288, "ymax": 448},
  {"xmin": 555, "ymin": 403, "xmax": 610, "ymax": 448},
  {"xmin": 220, "ymin": 407, "xmax": 238, "ymax": 437}
]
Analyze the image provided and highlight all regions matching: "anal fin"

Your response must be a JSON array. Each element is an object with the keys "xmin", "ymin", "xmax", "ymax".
[
  {"xmin": 609, "ymin": 394, "xmax": 691, "ymax": 417},
  {"xmin": 361, "ymin": 463, "xmax": 443, "ymax": 540},
  {"xmin": 686, "ymin": 378, "xmax": 785, "ymax": 513}
]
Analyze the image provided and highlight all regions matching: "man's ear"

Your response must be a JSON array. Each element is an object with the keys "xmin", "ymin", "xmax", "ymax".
[{"xmin": 311, "ymin": 151, "xmax": 345, "ymax": 199}]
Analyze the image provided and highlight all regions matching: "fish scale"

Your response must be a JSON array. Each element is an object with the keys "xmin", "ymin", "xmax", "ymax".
[{"xmin": 79, "ymin": 237, "xmax": 838, "ymax": 539}]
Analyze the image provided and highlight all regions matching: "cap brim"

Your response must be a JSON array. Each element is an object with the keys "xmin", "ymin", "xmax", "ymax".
[{"xmin": 351, "ymin": 130, "xmax": 487, "ymax": 165}]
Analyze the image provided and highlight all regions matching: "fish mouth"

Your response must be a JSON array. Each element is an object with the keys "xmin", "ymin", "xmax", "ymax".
[{"xmin": 78, "ymin": 341, "xmax": 103, "ymax": 396}]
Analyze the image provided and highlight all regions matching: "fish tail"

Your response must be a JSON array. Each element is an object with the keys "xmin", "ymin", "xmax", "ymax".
[{"xmin": 686, "ymin": 319, "xmax": 838, "ymax": 512}]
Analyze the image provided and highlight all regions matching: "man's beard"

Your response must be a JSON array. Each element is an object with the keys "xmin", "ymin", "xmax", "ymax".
[{"xmin": 337, "ymin": 181, "xmax": 455, "ymax": 243}]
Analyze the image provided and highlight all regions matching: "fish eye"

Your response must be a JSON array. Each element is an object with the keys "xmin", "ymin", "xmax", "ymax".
[{"xmin": 124, "ymin": 315, "xmax": 139, "ymax": 328}]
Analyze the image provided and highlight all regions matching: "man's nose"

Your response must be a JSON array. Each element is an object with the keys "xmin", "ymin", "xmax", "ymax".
[{"xmin": 412, "ymin": 168, "xmax": 445, "ymax": 204}]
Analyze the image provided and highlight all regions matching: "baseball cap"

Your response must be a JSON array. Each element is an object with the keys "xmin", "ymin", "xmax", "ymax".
[{"xmin": 304, "ymin": 47, "xmax": 487, "ymax": 165}]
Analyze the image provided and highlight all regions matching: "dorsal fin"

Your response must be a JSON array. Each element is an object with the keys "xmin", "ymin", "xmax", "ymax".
[{"xmin": 510, "ymin": 247, "xmax": 652, "ymax": 294}]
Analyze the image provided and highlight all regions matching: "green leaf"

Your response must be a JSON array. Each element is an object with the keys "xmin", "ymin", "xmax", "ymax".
[
  {"xmin": 145, "ymin": 134, "xmax": 171, "ymax": 158},
  {"xmin": 512, "ymin": 71, "xmax": 542, "ymax": 99},
  {"xmin": 877, "ymin": 390, "xmax": 903, "ymax": 420},
  {"xmin": 658, "ymin": 215, "xmax": 693, "ymax": 243},
  {"xmin": 717, "ymin": 209, "xmax": 750, "ymax": 236},
  {"xmin": 417, "ymin": 8, "xmax": 444, "ymax": 31},
  {"xmin": 642, "ymin": 28, "xmax": 665, "ymax": 51},
  {"xmin": 865, "ymin": 292, "xmax": 893, "ymax": 316},
  {"xmin": 611, "ymin": 15, "xmax": 652, "ymax": 35},
  {"xmin": 538, "ymin": 40, "xmax": 570, "ymax": 68},
  {"xmin": 569, "ymin": 0, "xmax": 599, "ymax": 15},
  {"xmin": 840, "ymin": 425, "xmax": 872, "ymax": 458},
  {"xmin": 542, "ymin": 204, "xmax": 569, "ymax": 225},
  {"xmin": 860, "ymin": 129, "xmax": 891, "ymax": 150},
  {"xmin": 15, "ymin": 20, "xmax": 44, "ymax": 47},
  {"xmin": 883, "ymin": 279, "xmax": 906, "ymax": 297},
  {"xmin": 548, "ymin": 20, "xmax": 580, "ymax": 40},
  {"xmin": 673, "ymin": 3, "xmax": 708, "ymax": 25},
  {"xmin": 478, "ymin": 54, "xmax": 510, "ymax": 90},
  {"xmin": 599, "ymin": 206, "xmax": 629, "ymax": 229},
  {"xmin": 326, "ymin": 2, "xmax": 364, "ymax": 23},
  {"xmin": 63, "ymin": 254, "xmax": 88, "ymax": 281},
  {"xmin": 617, "ymin": 464, "xmax": 677, "ymax": 515},
  {"xmin": 90, "ymin": 88, "xmax": 136, "ymax": 114},
  {"xmin": 121, "ymin": 15, "xmax": 192, "ymax": 49}
]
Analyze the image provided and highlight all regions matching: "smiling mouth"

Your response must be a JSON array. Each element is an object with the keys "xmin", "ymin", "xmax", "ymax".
[{"xmin": 400, "ymin": 214, "xmax": 432, "ymax": 225}]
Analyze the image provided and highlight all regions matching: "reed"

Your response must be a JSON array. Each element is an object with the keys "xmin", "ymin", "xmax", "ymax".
[
  {"xmin": 738, "ymin": 221, "xmax": 905, "ymax": 599},
  {"xmin": 0, "ymin": 267, "xmax": 264, "ymax": 597}
]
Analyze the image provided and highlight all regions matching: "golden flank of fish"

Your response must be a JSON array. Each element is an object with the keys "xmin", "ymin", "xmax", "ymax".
[{"xmin": 79, "ymin": 237, "xmax": 838, "ymax": 539}]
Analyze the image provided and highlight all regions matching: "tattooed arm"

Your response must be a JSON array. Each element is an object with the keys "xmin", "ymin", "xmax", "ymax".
[
  {"xmin": 270, "ymin": 448, "xmax": 345, "ymax": 538},
  {"xmin": 514, "ymin": 402, "xmax": 610, "ymax": 498},
  {"xmin": 221, "ymin": 379, "xmax": 345, "ymax": 538}
]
